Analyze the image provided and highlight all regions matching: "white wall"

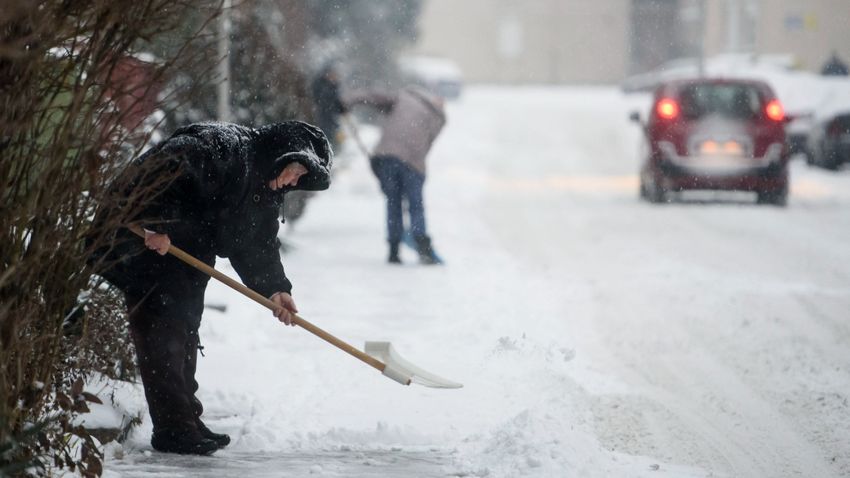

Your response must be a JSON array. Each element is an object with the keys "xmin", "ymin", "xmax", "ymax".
[
  {"xmin": 411, "ymin": 0, "xmax": 850, "ymax": 84},
  {"xmin": 411, "ymin": 0, "xmax": 630, "ymax": 84}
]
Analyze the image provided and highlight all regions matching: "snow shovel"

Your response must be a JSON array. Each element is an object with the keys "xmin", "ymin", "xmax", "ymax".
[
  {"xmin": 341, "ymin": 114, "xmax": 372, "ymax": 160},
  {"xmin": 128, "ymin": 225, "xmax": 462, "ymax": 389}
]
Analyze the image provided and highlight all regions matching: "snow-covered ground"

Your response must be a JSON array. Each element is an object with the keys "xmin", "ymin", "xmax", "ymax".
[{"xmin": 104, "ymin": 86, "xmax": 850, "ymax": 477}]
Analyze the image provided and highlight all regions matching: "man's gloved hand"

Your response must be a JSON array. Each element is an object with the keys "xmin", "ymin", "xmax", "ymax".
[{"xmin": 269, "ymin": 291, "xmax": 298, "ymax": 326}]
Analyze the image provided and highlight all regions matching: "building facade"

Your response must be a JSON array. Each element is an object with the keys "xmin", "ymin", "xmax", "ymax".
[
  {"xmin": 411, "ymin": 0, "xmax": 631, "ymax": 84},
  {"xmin": 410, "ymin": 0, "xmax": 850, "ymax": 84}
]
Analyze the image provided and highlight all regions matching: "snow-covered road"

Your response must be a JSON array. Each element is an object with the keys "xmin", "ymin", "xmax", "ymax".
[
  {"xmin": 107, "ymin": 87, "xmax": 850, "ymax": 477},
  {"xmin": 458, "ymin": 88, "xmax": 850, "ymax": 478}
]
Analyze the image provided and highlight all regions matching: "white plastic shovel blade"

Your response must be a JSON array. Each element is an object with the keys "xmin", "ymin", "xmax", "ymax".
[{"xmin": 364, "ymin": 341, "xmax": 463, "ymax": 389}]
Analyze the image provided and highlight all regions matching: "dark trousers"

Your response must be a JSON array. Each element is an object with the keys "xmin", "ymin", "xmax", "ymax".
[
  {"xmin": 125, "ymin": 265, "xmax": 210, "ymax": 434},
  {"xmin": 371, "ymin": 155, "xmax": 427, "ymax": 244}
]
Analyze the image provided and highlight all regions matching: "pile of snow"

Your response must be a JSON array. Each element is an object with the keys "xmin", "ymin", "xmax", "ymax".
[{"xmin": 74, "ymin": 377, "xmax": 145, "ymax": 434}]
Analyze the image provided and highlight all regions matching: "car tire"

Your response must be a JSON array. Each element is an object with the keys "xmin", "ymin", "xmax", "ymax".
[
  {"xmin": 823, "ymin": 150, "xmax": 841, "ymax": 170},
  {"xmin": 756, "ymin": 187, "xmax": 787, "ymax": 207},
  {"xmin": 814, "ymin": 142, "xmax": 840, "ymax": 170},
  {"xmin": 641, "ymin": 178, "xmax": 666, "ymax": 204}
]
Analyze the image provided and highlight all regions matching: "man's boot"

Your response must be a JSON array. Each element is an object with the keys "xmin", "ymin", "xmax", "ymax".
[
  {"xmin": 190, "ymin": 397, "xmax": 231, "ymax": 448},
  {"xmin": 388, "ymin": 241, "xmax": 401, "ymax": 264},
  {"xmin": 196, "ymin": 419, "xmax": 231, "ymax": 448},
  {"xmin": 151, "ymin": 428, "xmax": 220, "ymax": 455},
  {"xmin": 414, "ymin": 235, "xmax": 441, "ymax": 265}
]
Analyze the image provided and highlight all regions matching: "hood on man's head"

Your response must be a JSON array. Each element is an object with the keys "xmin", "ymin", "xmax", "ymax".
[{"xmin": 255, "ymin": 121, "xmax": 332, "ymax": 181}]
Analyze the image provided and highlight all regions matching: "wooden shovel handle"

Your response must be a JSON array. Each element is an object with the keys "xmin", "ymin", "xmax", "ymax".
[{"xmin": 128, "ymin": 224, "xmax": 385, "ymax": 372}]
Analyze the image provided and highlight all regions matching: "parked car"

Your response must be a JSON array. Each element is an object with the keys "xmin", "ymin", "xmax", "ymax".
[
  {"xmin": 631, "ymin": 78, "xmax": 791, "ymax": 206},
  {"xmin": 784, "ymin": 113, "xmax": 813, "ymax": 157},
  {"xmin": 398, "ymin": 56, "xmax": 463, "ymax": 100},
  {"xmin": 805, "ymin": 109, "xmax": 850, "ymax": 169}
]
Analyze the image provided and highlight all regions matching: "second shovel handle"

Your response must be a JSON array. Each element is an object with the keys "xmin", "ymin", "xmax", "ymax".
[
  {"xmin": 127, "ymin": 225, "xmax": 385, "ymax": 372},
  {"xmin": 341, "ymin": 115, "xmax": 373, "ymax": 159}
]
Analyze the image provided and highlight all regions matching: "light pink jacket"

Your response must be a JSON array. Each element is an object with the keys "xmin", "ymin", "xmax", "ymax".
[{"xmin": 348, "ymin": 86, "xmax": 446, "ymax": 175}]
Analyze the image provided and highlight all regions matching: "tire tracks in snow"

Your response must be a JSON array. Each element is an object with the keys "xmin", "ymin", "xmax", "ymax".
[{"xmin": 479, "ymin": 184, "xmax": 846, "ymax": 477}]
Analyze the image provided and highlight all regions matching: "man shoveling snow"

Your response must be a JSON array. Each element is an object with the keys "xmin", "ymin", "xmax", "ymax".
[{"xmin": 90, "ymin": 121, "xmax": 332, "ymax": 455}]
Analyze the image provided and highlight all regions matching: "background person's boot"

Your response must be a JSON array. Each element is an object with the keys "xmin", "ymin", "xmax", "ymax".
[
  {"xmin": 388, "ymin": 241, "xmax": 401, "ymax": 264},
  {"xmin": 414, "ymin": 235, "xmax": 442, "ymax": 265}
]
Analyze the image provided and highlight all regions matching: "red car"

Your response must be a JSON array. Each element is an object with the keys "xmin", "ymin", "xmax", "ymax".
[{"xmin": 631, "ymin": 78, "xmax": 790, "ymax": 206}]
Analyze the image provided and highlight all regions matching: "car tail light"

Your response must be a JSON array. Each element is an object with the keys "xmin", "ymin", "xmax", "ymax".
[
  {"xmin": 656, "ymin": 98, "xmax": 679, "ymax": 120},
  {"xmin": 765, "ymin": 99, "xmax": 785, "ymax": 121}
]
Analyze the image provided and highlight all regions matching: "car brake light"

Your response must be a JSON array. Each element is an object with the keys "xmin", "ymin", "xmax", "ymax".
[
  {"xmin": 656, "ymin": 98, "xmax": 679, "ymax": 120},
  {"xmin": 765, "ymin": 99, "xmax": 785, "ymax": 121}
]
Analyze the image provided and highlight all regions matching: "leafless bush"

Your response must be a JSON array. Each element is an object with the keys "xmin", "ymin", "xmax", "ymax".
[
  {"xmin": 0, "ymin": 1, "xmax": 221, "ymax": 475},
  {"xmin": 61, "ymin": 280, "xmax": 137, "ymax": 383}
]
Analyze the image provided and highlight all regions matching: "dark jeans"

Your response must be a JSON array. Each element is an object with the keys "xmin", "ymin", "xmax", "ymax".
[
  {"xmin": 125, "ymin": 264, "xmax": 211, "ymax": 434},
  {"xmin": 371, "ymin": 155, "xmax": 427, "ymax": 244}
]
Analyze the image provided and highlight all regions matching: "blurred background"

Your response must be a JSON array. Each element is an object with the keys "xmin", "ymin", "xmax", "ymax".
[
  {"xmin": 195, "ymin": 0, "xmax": 850, "ymax": 183},
  {"xmin": 414, "ymin": 0, "xmax": 850, "ymax": 85},
  {"xmin": 82, "ymin": 0, "xmax": 850, "ymax": 167}
]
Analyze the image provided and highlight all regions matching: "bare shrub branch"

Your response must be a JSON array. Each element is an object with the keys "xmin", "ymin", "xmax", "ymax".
[{"xmin": 1, "ymin": 1, "xmax": 222, "ymax": 474}]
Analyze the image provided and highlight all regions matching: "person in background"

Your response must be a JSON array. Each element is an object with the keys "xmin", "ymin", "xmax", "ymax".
[
  {"xmin": 280, "ymin": 63, "xmax": 346, "ymax": 227},
  {"xmin": 821, "ymin": 51, "xmax": 849, "ymax": 76},
  {"xmin": 90, "ymin": 121, "xmax": 332, "ymax": 455},
  {"xmin": 311, "ymin": 63, "xmax": 348, "ymax": 149},
  {"xmin": 347, "ymin": 85, "xmax": 446, "ymax": 265}
]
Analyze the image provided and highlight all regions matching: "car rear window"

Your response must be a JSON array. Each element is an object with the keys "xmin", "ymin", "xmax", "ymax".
[{"xmin": 678, "ymin": 83, "xmax": 764, "ymax": 120}]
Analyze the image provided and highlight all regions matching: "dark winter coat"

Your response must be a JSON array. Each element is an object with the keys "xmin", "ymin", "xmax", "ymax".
[
  {"xmin": 821, "ymin": 55, "xmax": 849, "ymax": 76},
  {"xmin": 93, "ymin": 121, "xmax": 332, "ymax": 300},
  {"xmin": 311, "ymin": 73, "xmax": 347, "ymax": 142}
]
